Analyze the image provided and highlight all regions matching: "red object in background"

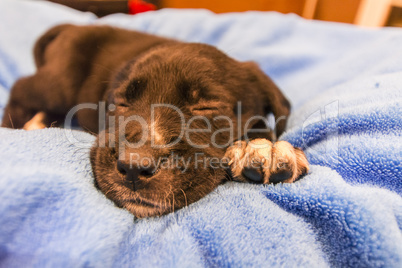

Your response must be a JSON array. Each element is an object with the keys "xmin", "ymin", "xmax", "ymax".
[{"xmin": 128, "ymin": 0, "xmax": 156, "ymax": 14}]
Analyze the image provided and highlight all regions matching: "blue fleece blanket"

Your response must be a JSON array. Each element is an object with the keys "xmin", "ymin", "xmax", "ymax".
[{"xmin": 0, "ymin": 0, "xmax": 401, "ymax": 267}]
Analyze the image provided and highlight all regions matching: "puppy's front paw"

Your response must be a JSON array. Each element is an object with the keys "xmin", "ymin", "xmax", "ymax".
[{"xmin": 224, "ymin": 139, "xmax": 309, "ymax": 184}]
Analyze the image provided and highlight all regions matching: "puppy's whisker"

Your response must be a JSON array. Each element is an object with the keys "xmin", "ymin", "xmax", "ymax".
[
  {"xmin": 222, "ymin": 47, "xmax": 236, "ymax": 55},
  {"xmin": 171, "ymin": 192, "xmax": 175, "ymax": 214},
  {"xmin": 92, "ymin": 61, "xmax": 118, "ymax": 73},
  {"xmin": 180, "ymin": 188, "xmax": 188, "ymax": 207},
  {"xmin": 81, "ymin": 126, "xmax": 97, "ymax": 136},
  {"xmin": 8, "ymin": 113, "xmax": 14, "ymax": 129},
  {"xmin": 70, "ymin": 148, "xmax": 89, "ymax": 160},
  {"xmin": 210, "ymin": 169, "xmax": 224, "ymax": 199}
]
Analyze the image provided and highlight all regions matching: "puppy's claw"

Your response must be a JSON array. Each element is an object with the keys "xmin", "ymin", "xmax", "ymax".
[{"xmin": 224, "ymin": 139, "xmax": 309, "ymax": 184}]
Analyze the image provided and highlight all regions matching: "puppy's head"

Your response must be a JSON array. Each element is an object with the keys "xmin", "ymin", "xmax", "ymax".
[{"xmin": 90, "ymin": 43, "xmax": 290, "ymax": 218}]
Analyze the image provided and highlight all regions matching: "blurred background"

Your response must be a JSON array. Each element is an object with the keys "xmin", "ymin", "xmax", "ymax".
[{"xmin": 48, "ymin": 0, "xmax": 402, "ymax": 27}]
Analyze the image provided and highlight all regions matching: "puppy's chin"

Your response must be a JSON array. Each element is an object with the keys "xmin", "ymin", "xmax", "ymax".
[{"xmin": 90, "ymin": 142, "xmax": 225, "ymax": 218}]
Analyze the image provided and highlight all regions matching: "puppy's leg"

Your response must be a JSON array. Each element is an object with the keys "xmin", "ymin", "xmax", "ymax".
[
  {"xmin": 225, "ymin": 139, "xmax": 309, "ymax": 184},
  {"xmin": 1, "ymin": 72, "xmax": 73, "ymax": 130}
]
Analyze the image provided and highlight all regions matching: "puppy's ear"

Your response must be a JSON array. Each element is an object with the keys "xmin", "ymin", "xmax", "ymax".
[
  {"xmin": 33, "ymin": 24, "xmax": 73, "ymax": 68},
  {"xmin": 242, "ymin": 62, "xmax": 291, "ymax": 137},
  {"xmin": 104, "ymin": 58, "xmax": 135, "ymax": 106},
  {"xmin": 105, "ymin": 57, "xmax": 141, "ymax": 106}
]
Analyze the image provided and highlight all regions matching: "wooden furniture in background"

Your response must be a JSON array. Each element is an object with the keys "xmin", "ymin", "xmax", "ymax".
[
  {"xmin": 161, "ymin": 0, "xmax": 305, "ymax": 15},
  {"xmin": 303, "ymin": 0, "xmax": 318, "ymax": 19},
  {"xmin": 302, "ymin": 0, "xmax": 361, "ymax": 23},
  {"xmin": 354, "ymin": 0, "xmax": 402, "ymax": 26},
  {"xmin": 162, "ymin": 0, "xmax": 362, "ymax": 24},
  {"xmin": 45, "ymin": 0, "xmax": 402, "ymax": 27},
  {"xmin": 303, "ymin": 0, "xmax": 402, "ymax": 26}
]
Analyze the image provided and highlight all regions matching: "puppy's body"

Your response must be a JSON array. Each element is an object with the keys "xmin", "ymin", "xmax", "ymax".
[
  {"xmin": 2, "ymin": 25, "xmax": 308, "ymax": 218},
  {"xmin": 3, "ymin": 25, "xmax": 174, "ymax": 132}
]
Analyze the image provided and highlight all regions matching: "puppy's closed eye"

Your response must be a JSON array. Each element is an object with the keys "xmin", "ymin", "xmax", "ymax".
[
  {"xmin": 116, "ymin": 102, "xmax": 129, "ymax": 108},
  {"xmin": 191, "ymin": 106, "xmax": 219, "ymax": 115},
  {"xmin": 190, "ymin": 101, "xmax": 228, "ymax": 115}
]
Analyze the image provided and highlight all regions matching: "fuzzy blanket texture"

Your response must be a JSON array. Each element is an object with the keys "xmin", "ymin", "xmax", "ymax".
[{"xmin": 0, "ymin": 0, "xmax": 401, "ymax": 267}]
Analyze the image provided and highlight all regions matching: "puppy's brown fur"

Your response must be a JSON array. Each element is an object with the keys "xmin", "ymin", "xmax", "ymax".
[{"xmin": 2, "ymin": 24, "xmax": 308, "ymax": 218}]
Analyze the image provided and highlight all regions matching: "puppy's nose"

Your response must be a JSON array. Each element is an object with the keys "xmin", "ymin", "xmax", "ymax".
[
  {"xmin": 117, "ymin": 160, "xmax": 156, "ymax": 182},
  {"xmin": 117, "ymin": 160, "xmax": 137, "ymax": 182}
]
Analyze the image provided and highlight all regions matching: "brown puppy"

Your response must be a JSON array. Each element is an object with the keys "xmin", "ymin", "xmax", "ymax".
[{"xmin": 2, "ymin": 24, "xmax": 309, "ymax": 218}]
